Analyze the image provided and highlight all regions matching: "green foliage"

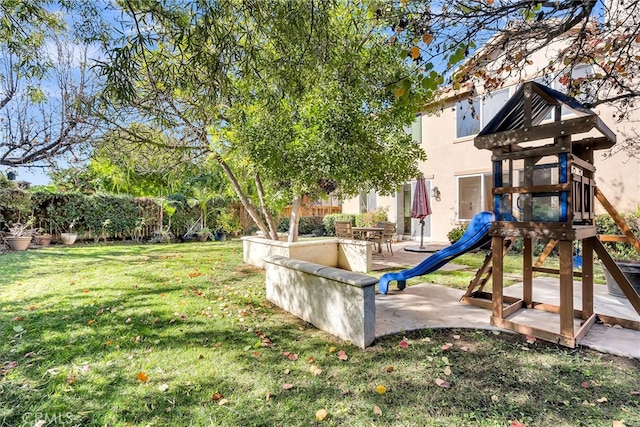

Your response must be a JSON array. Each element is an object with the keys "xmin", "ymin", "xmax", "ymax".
[
  {"xmin": 596, "ymin": 213, "xmax": 640, "ymax": 261},
  {"xmin": 0, "ymin": 188, "xmax": 33, "ymax": 226},
  {"xmin": 323, "ymin": 213, "xmax": 358, "ymax": 236},
  {"xmin": 447, "ymin": 223, "xmax": 468, "ymax": 243},
  {"xmin": 101, "ymin": 1, "xmax": 427, "ymax": 239},
  {"xmin": 215, "ymin": 209, "xmax": 242, "ymax": 234},
  {"xmin": 357, "ymin": 207, "xmax": 389, "ymax": 227},
  {"xmin": 278, "ymin": 216, "xmax": 325, "ymax": 235}
]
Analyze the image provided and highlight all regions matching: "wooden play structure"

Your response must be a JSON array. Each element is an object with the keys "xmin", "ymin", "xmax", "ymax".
[{"xmin": 461, "ymin": 81, "xmax": 640, "ymax": 347}]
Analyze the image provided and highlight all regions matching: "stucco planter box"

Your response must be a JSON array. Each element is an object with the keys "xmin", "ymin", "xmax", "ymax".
[
  {"xmin": 264, "ymin": 255, "xmax": 378, "ymax": 348},
  {"xmin": 242, "ymin": 236, "xmax": 372, "ymax": 273}
]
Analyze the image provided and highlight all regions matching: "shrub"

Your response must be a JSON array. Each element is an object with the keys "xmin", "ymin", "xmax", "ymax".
[
  {"xmin": 323, "ymin": 213, "xmax": 357, "ymax": 236},
  {"xmin": 357, "ymin": 207, "xmax": 389, "ymax": 227},
  {"xmin": 596, "ymin": 213, "xmax": 640, "ymax": 261},
  {"xmin": 447, "ymin": 223, "xmax": 468, "ymax": 244},
  {"xmin": 276, "ymin": 216, "xmax": 326, "ymax": 235},
  {"xmin": 0, "ymin": 188, "xmax": 33, "ymax": 227}
]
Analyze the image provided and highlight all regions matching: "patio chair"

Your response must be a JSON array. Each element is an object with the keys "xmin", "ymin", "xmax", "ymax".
[
  {"xmin": 371, "ymin": 222, "xmax": 396, "ymax": 255},
  {"xmin": 334, "ymin": 221, "xmax": 354, "ymax": 239}
]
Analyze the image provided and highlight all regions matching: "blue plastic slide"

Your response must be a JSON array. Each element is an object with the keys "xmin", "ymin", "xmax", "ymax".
[{"xmin": 378, "ymin": 211, "xmax": 494, "ymax": 294}]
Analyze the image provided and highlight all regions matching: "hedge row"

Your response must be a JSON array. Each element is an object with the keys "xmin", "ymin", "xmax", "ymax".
[{"xmin": 0, "ymin": 189, "xmax": 171, "ymax": 241}]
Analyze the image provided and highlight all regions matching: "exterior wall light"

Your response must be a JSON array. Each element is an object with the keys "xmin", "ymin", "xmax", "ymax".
[{"xmin": 432, "ymin": 186, "xmax": 441, "ymax": 202}]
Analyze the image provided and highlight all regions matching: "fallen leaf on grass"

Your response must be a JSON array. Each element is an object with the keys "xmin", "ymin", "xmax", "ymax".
[
  {"xmin": 217, "ymin": 398, "xmax": 228, "ymax": 406},
  {"xmin": 376, "ymin": 385, "xmax": 387, "ymax": 394},
  {"xmin": 328, "ymin": 346, "xmax": 336, "ymax": 353},
  {"xmin": 443, "ymin": 366, "xmax": 452, "ymax": 376},
  {"xmin": 385, "ymin": 366, "xmax": 394, "ymax": 372},
  {"xmin": 510, "ymin": 421, "xmax": 526, "ymax": 427},
  {"xmin": 265, "ymin": 391, "xmax": 271, "ymax": 402},
  {"xmin": 452, "ymin": 334, "xmax": 460, "ymax": 340},
  {"xmin": 212, "ymin": 392, "xmax": 224, "ymax": 401},
  {"xmin": 310, "ymin": 365, "xmax": 322, "ymax": 376},
  {"xmin": 308, "ymin": 356, "xmax": 314, "ymax": 364},
  {"xmin": 525, "ymin": 335, "xmax": 536, "ymax": 344},
  {"xmin": 491, "ymin": 394, "xmax": 499, "ymax": 403},
  {"xmin": 460, "ymin": 346, "xmax": 469, "ymax": 352},
  {"xmin": 596, "ymin": 397, "xmax": 608, "ymax": 403},
  {"xmin": 282, "ymin": 383, "xmax": 294, "ymax": 390},
  {"xmin": 82, "ymin": 289, "xmax": 90, "ymax": 293},
  {"xmin": 315, "ymin": 408, "xmax": 328, "ymax": 421},
  {"xmin": 28, "ymin": 305, "xmax": 36, "ymax": 311},
  {"xmin": 282, "ymin": 351, "xmax": 299, "ymax": 361},
  {"xmin": 158, "ymin": 383, "xmax": 169, "ymax": 393},
  {"xmin": 136, "ymin": 371, "xmax": 149, "ymax": 382},
  {"xmin": 581, "ymin": 381, "xmax": 589, "ymax": 388},
  {"xmin": 373, "ymin": 405, "xmax": 382, "ymax": 416},
  {"xmin": 337, "ymin": 350, "xmax": 348, "ymax": 361},
  {"xmin": 612, "ymin": 420, "xmax": 626, "ymax": 427},
  {"xmin": 87, "ymin": 319, "xmax": 95, "ymax": 325},
  {"xmin": 435, "ymin": 378, "xmax": 450, "ymax": 388},
  {"xmin": 441, "ymin": 343, "xmax": 452, "ymax": 351},
  {"xmin": 398, "ymin": 339, "xmax": 409, "ymax": 348},
  {"xmin": 23, "ymin": 352, "xmax": 35, "ymax": 358}
]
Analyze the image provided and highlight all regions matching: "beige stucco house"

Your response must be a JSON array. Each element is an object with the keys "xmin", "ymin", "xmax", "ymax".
[{"xmin": 343, "ymin": 30, "xmax": 639, "ymax": 243}]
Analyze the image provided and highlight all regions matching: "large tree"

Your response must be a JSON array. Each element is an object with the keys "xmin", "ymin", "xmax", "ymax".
[
  {"xmin": 0, "ymin": 1, "xmax": 102, "ymax": 169},
  {"xmin": 380, "ymin": 0, "xmax": 640, "ymax": 155},
  {"xmin": 100, "ymin": 0, "xmax": 427, "ymax": 241}
]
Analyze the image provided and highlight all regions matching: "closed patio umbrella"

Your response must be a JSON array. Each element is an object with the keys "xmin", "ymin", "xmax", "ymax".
[{"xmin": 411, "ymin": 176, "xmax": 432, "ymax": 250}]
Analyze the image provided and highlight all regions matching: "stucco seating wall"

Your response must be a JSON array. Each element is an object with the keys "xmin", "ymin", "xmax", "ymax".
[
  {"xmin": 241, "ymin": 236, "xmax": 372, "ymax": 273},
  {"xmin": 264, "ymin": 255, "xmax": 378, "ymax": 348}
]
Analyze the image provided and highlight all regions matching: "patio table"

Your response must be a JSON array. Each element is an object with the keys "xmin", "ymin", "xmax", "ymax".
[{"xmin": 352, "ymin": 227, "xmax": 384, "ymax": 252}]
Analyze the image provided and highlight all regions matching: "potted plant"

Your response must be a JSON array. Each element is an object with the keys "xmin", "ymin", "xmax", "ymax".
[
  {"xmin": 33, "ymin": 228, "xmax": 53, "ymax": 247},
  {"xmin": 60, "ymin": 220, "xmax": 78, "ymax": 246},
  {"xmin": 4, "ymin": 220, "xmax": 34, "ymax": 251},
  {"xmin": 196, "ymin": 227, "xmax": 213, "ymax": 242},
  {"xmin": 214, "ymin": 210, "xmax": 241, "ymax": 241}
]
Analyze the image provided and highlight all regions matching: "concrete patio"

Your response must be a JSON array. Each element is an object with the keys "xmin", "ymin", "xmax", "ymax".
[{"xmin": 372, "ymin": 239, "xmax": 640, "ymax": 359}]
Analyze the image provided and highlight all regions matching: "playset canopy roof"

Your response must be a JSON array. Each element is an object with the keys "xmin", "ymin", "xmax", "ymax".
[{"xmin": 474, "ymin": 81, "xmax": 616, "ymax": 151}]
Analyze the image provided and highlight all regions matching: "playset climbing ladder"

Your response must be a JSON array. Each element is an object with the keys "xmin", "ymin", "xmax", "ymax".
[{"xmin": 465, "ymin": 81, "xmax": 640, "ymax": 347}]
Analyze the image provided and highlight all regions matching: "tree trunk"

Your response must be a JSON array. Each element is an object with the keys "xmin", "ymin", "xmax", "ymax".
[
  {"xmin": 288, "ymin": 195, "xmax": 301, "ymax": 243},
  {"xmin": 254, "ymin": 172, "xmax": 280, "ymax": 240},
  {"xmin": 214, "ymin": 153, "xmax": 276, "ymax": 239}
]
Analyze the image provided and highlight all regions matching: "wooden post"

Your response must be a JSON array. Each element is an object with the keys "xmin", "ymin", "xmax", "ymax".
[
  {"xmin": 559, "ymin": 240, "xmax": 574, "ymax": 337},
  {"xmin": 582, "ymin": 237, "xmax": 594, "ymax": 320},
  {"xmin": 492, "ymin": 236, "xmax": 504, "ymax": 321},
  {"xmin": 523, "ymin": 237, "xmax": 533, "ymax": 307}
]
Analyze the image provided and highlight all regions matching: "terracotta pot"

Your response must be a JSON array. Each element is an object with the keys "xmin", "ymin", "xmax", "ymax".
[
  {"xmin": 5, "ymin": 236, "xmax": 32, "ymax": 251},
  {"xmin": 60, "ymin": 233, "xmax": 78, "ymax": 246},
  {"xmin": 35, "ymin": 234, "xmax": 52, "ymax": 246}
]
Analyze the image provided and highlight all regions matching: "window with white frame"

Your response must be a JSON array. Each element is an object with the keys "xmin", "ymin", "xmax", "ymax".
[
  {"xmin": 359, "ymin": 189, "xmax": 377, "ymax": 213},
  {"xmin": 456, "ymin": 88, "xmax": 510, "ymax": 138},
  {"xmin": 457, "ymin": 173, "xmax": 498, "ymax": 221},
  {"xmin": 456, "ymin": 98, "xmax": 481, "ymax": 138}
]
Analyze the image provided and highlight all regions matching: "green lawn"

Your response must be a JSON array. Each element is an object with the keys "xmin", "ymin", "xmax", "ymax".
[{"xmin": 1, "ymin": 241, "xmax": 638, "ymax": 426}]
